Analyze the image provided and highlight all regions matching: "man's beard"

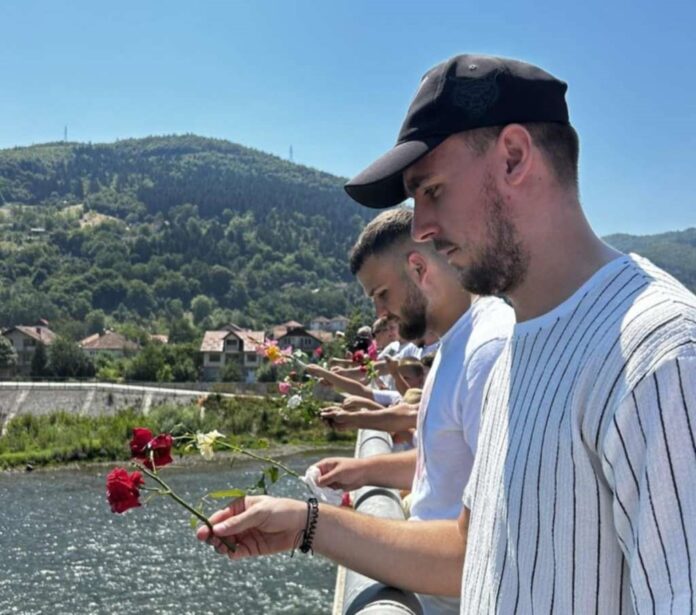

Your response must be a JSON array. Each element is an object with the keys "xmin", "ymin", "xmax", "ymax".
[
  {"xmin": 450, "ymin": 174, "xmax": 529, "ymax": 296},
  {"xmin": 398, "ymin": 276, "xmax": 428, "ymax": 341}
]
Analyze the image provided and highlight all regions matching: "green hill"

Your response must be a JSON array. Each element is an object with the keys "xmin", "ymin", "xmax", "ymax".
[
  {"xmin": 0, "ymin": 134, "xmax": 693, "ymax": 342},
  {"xmin": 604, "ymin": 228, "xmax": 696, "ymax": 292},
  {"xmin": 0, "ymin": 135, "xmax": 374, "ymax": 334}
]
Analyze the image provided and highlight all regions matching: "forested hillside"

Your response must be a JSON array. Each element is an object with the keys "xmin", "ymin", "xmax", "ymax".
[
  {"xmin": 0, "ymin": 135, "xmax": 374, "ymax": 337},
  {"xmin": 0, "ymin": 134, "xmax": 693, "ymax": 344},
  {"xmin": 604, "ymin": 228, "xmax": 696, "ymax": 291}
]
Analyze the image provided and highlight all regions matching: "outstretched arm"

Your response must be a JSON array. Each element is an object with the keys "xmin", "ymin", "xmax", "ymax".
[
  {"xmin": 305, "ymin": 364, "xmax": 376, "ymax": 399},
  {"xmin": 320, "ymin": 403, "xmax": 418, "ymax": 432},
  {"xmin": 197, "ymin": 496, "xmax": 468, "ymax": 597},
  {"xmin": 314, "ymin": 449, "xmax": 417, "ymax": 491}
]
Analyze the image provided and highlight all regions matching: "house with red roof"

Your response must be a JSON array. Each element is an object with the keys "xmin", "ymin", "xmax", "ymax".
[
  {"xmin": 1, "ymin": 320, "xmax": 56, "ymax": 375},
  {"xmin": 79, "ymin": 330, "xmax": 140, "ymax": 359},
  {"xmin": 200, "ymin": 325, "xmax": 265, "ymax": 382}
]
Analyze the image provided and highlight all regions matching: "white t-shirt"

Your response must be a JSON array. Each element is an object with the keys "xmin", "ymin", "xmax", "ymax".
[
  {"xmin": 372, "ymin": 389, "xmax": 402, "ymax": 407},
  {"xmin": 377, "ymin": 340, "xmax": 401, "ymax": 360},
  {"xmin": 410, "ymin": 296, "xmax": 514, "ymax": 614},
  {"xmin": 461, "ymin": 255, "xmax": 696, "ymax": 614}
]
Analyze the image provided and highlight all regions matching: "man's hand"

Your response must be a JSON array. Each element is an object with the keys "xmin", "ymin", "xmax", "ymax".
[
  {"xmin": 384, "ymin": 354, "xmax": 400, "ymax": 377},
  {"xmin": 305, "ymin": 363, "xmax": 329, "ymax": 379},
  {"xmin": 304, "ymin": 363, "xmax": 335, "ymax": 387},
  {"xmin": 320, "ymin": 406, "xmax": 360, "ymax": 430},
  {"xmin": 315, "ymin": 456, "xmax": 368, "ymax": 490},
  {"xmin": 196, "ymin": 496, "xmax": 306, "ymax": 559}
]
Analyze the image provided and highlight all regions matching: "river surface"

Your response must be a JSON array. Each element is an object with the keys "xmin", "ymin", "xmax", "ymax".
[{"xmin": 0, "ymin": 452, "xmax": 340, "ymax": 615}]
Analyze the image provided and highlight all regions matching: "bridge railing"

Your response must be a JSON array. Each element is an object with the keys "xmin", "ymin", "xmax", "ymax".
[{"xmin": 332, "ymin": 429, "xmax": 423, "ymax": 615}]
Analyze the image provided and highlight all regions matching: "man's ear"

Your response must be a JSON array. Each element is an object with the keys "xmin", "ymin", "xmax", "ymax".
[
  {"xmin": 405, "ymin": 251, "xmax": 428, "ymax": 285},
  {"xmin": 495, "ymin": 124, "xmax": 534, "ymax": 188}
]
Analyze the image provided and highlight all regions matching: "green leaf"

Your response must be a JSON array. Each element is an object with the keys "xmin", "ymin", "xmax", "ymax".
[
  {"xmin": 265, "ymin": 466, "xmax": 279, "ymax": 484},
  {"xmin": 208, "ymin": 488, "xmax": 246, "ymax": 500},
  {"xmin": 255, "ymin": 474, "xmax": 267, "ymax": 494}
]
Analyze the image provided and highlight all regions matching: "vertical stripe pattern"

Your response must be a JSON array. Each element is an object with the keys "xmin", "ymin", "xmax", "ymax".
[{"xmin": 460, "ymin": 255, "xmax": 696, "ymax": 614}]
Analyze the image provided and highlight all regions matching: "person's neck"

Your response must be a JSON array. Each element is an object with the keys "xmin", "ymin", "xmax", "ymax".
[
  {"xmin": 507, "ymin": 204, "xmax": 622, "ymax": 323},
  {"xmin": 431, "ymin": 286, "xmax": 472, "ymax": 337}
]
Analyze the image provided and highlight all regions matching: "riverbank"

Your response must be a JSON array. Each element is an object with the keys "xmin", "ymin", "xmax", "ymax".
[
  {"xmin": 1, "ymin": 440, "xmax": 354, "ymax": 475},
  {"xmin": 0, "ymin": 394, "xmax": 354, "ymax": 471}
]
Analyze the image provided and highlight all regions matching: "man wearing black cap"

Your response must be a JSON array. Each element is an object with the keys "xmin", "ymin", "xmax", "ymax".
[{"xmin": 197, "ymin": 55, "xmax": 696, "ymax": 613}]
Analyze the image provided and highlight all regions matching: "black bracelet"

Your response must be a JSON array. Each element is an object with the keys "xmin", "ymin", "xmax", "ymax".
[{"xmin": 292, "ymin": 497, "xmax": 319, "ymax": 556}]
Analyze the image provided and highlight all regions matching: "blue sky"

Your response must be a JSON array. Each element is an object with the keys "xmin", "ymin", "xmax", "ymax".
[{"xmin": 1, "ymin": 0, "xmax": 694, "ymax": 236}]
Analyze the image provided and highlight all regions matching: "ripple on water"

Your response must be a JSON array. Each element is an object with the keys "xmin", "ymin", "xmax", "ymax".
[{"xmin": 0, "ymin": 454, "xmax": 338, "ymax": 614}]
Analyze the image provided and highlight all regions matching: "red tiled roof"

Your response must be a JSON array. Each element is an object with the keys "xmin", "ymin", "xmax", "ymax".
[
  {"xmin": 80, "ymin": 330, "xmax": 139, "ymax": 351},
  {"xmin": 312, "ymin": 330, "xmax": 334, "ymax": 343},
  {"xmin": 276, "ymin": 326, "xmax": 324, "ymax": 343},
  {"xmin": 13, "ymin": 325, "xmax": 56, "ymax": 345},
  {"xmin": 200, "ymin": 329, "xmax": 265, "ymax": 353}
]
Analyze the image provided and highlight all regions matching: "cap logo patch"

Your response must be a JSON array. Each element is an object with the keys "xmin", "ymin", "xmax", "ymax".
[{"xmin": 448, "ymin": 72, "xmax": 499, "ymax": 119}]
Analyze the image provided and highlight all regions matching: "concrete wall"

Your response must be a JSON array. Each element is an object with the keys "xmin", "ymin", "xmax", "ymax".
[{"xmin": 0, "ymin": 383, "xmax": 214, "ymax": 434}]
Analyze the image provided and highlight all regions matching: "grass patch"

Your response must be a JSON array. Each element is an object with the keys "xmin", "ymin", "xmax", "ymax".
[{"xmin": 0, "ymin": 396, "xmax": 353, "ymax": 469}]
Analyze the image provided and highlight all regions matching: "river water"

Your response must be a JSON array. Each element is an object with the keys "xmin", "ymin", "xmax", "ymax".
[{"xmin": 0, "ymin": 452, "xmax": 340, "ymax": 615}]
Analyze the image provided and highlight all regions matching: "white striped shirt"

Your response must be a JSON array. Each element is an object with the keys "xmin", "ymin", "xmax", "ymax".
[{"xmin": 461, "ymin": 254, "xmax": 696, "ymax": 614}]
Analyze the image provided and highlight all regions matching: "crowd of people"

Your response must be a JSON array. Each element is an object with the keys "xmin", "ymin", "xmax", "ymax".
[{"xmin": 196, "ymin": 54, "xmax": 696, "ymax": 614}]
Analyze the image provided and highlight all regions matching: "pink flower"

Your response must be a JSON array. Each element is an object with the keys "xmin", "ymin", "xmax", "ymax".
[
  {"xmin": 278, "ymin": 381, "xmax": 292, "ymax": 395},
  {"xmin": 313, "ymin": 346, "xmax": 323, "ymax": 358},
  {"xmin": 367, "ymin": 341, "xmax": 378, "ymax": 361}
]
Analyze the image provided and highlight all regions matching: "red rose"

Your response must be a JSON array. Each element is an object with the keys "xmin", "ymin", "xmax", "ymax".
[
  {"xmin": 340, "ymin": 492, "xmax": 352, "ymax": 507},
  {"xmin": 130, "ymin": 427, "xmax": 153, "ymax": 458},
  {"xmin": 130, "ymin": 427, "xmax": 173, "ymax": 469},
  {"xmin": 148, "ymin": 434, "xmax": 174, "ymax": 469},
  {"xmin": 352, "ymin": 350, "xmax": 365, "ymax": 364},
  {"xmin": 106, "ymin": 467, "xmax": 144, "ymax": 513},
  {"xmin": 313, "ymin": 346, "xmax": 323, "ymax": 358}
]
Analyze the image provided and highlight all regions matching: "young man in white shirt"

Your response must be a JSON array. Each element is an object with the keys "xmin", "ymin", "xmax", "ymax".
[
  {"xmin": 313, "ymin": 209, "xmax": 513, "ymax": 614},
  {"xmin": 197, "ymin": 54, "xmax": 696, "ymax": 613}
]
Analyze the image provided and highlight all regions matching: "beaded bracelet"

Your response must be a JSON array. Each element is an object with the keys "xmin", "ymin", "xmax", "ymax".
[{"xmin": 292, "ymin": 497, "xmax": 319, "ymax": 556}]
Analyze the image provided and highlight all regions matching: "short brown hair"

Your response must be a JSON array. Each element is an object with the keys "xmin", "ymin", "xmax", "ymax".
[
  {"xmin": 462, "ymin": 122, "xmax": 579, "ymax": 188},
  {"xmin": 372, "ymin": 317, "xmax": 390, "ymax": 335},
  {"xmin": 349, "ymin": 208, "xmax": 414, "ymax": 275}
]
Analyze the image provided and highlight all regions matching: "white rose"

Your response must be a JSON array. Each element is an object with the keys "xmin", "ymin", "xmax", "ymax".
[{"xmin": 287, "ymin": 394, "xmax": 302, "ymax": 410}]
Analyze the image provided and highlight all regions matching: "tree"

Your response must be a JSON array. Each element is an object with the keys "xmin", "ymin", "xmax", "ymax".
[
  {"xmin": 168, "ymin": 317, "xmax": 198, "ymax": 344},
  {"xmin": 191, "ymin": 295, "xmax": 214, "ymax": 325},
  {"xmin": 220, "ymin": 360, "xmax": 242, "ymax": 382},
  {"xmin": 47, "ymin": 336, "xmax": 95, "ymax": 378},
  {"xmin": 125, "ymin": 344, "xmax": 164, "ymax": 382},
  {"xmin": 30, "ymin": 342, "xmax": 49, "ymax": 377},
  {"xmin": 85, "ymin": 310, "xmax": 106, "ymax": 335},
  {"xmin": 0, "ymin": 337, "xmax": 17, "ymax": 373}
]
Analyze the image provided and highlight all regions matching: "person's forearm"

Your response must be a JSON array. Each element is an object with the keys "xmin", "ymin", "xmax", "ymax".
[
  {"xmin": 343, "ymin": 396, "xmax": 384, "ymax": 411},
  {"xmin": 326, "ymin": 372, "xmax": 375, "ymax": 399},
  {"xmin": 339, "ymin": 361, "xmax": 389, "ymax": 378},
  {"xmin": 329, "ymin": 358, "xmax": 354, "ymax": 367},
  {"xmin": 361, "ymin": 450, "xmax": 416, "ymax": 490},
  {"xmin": 314, "ymin": 505, "xmax": 464, "ymax": 596},
  {"xmin": 392, "ymin": 372, "xmax": 411, "ymax": 396},
  {"xmin": 348, "ymin": 406, "xmax": 417, "ymax": 432}
]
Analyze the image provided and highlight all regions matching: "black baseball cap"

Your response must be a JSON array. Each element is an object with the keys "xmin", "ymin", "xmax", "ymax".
[{"xmin": 345, "ymin": 54, "xmax": 569, "ymax": 209}]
